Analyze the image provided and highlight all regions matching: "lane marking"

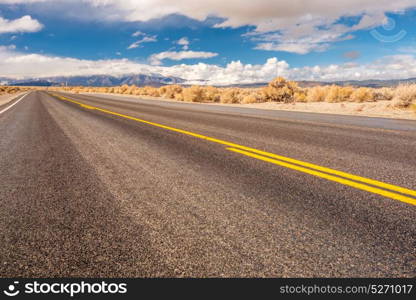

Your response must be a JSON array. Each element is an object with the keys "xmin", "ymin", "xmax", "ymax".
[
  {"xmin": 227, "ymin": 147, "xmax": 416, "ymax": 206},
  {"xmin": 50, "ymin": 93, "xmax": 416, "ymax": 206},
  {"xmin": 0, "ymin": 93, "xmax": 28, "ymax": 115}
]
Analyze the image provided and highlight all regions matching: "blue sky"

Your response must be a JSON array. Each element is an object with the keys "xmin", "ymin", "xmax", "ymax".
[{"xmin": 1, "ymin": 0, "xmax": 416, "ymax": 84}]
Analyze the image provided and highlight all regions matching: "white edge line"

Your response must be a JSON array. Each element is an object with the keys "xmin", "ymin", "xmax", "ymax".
[{"xmin": 0, "ymin": 92, "xmax": 30, "ymax": 115}]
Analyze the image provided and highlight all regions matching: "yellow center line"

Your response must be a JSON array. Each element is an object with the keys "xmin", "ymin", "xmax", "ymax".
[
  {"xmin": 50, "ymin": 93, "xmax": 416, "ymax": 206},
  {"xmin": 227, "ymin": 148, "xmax": 416, "ymax": 206}
]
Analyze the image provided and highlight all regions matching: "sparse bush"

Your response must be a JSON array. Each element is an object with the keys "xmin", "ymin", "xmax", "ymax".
[
  {"xmin": 146, "ymin": 87, "xmax": 160, "ymax": 97},
  {"xmin": 261, "ymin": 77, "xmax": 298, "ymax": 103},
  {"xmin": 241, "ymin": 94, "xmax": 258, "ymax": 104},
  {"xmin": 204, "ymin": 86, "xmax": 221, "ymax": 102},
  {"xmin": 161, "ymin": 85, "xmax": 182, "ymax": 99},
  {"xmin": 306, "ymin": 86, "xmax": 327, "ymax": 102},
  {"xmin": 182, "ymin": 86, "xmax": 205, "ymax": 102},
  {"xmin": 392, "ymin": 84, "xmax": 416, "ymax": 107},
  {"xmin": 294, "ymin": 91, "xmax": 307, "ymax": 102},
  {"xmin": 174, "ymin": 93, "xmax": 184, "ymax": 101},
  {"xmin": 220, "ymin": 88, "xmax": 240, "ymax": 103},
  {"xmin": 325, "ymin": 85, "xmax": 341, "ymax": 103},
  {"xmin": 411, "ymin": 103, "xmax": 416, "ymax": 113},
  {"xmin": 374, "ymin": 87, "xmax": 394, "ymax": 101},
  {"xmin": 349, "ymin": 87, "xmax": 375, "ymax": 102},
  {"xmin": 324, "ymin": 85, "xmax": 354, "ymax": 102}
]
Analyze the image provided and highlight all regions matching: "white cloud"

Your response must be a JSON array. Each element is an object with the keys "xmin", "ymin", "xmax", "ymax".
[
  {"xmin": 177, "ymin": 37, "xmax": 190, "ymax": 50},
  {"xmin": 149, "ymin": 50, "xmax": 218, "ymax": 65},
  {"xmin": 158, "ymin": 58, "xmax": 290, "ymax": 85},
  {"xmin": 2, "ymin": 46, "xmax": 416, "ymax": 85},
  {"xmin": 0, "ymin": 15, "xmax": 43, "ymax": 34},
  {"xmin": 131, "ymin": 30, "xmax": 144, "ymax": 37},
  {"xmin": 127, "ymin": 35, "xmax": 157, "ymax": 49}
]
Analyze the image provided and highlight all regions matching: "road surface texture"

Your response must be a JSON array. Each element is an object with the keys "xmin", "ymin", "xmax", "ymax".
[{"xmin": 0, "ymin": 91, "xmax": 415, "ymax": 277}]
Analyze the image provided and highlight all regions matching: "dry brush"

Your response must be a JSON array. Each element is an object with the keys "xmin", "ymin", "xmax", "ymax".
[{"xmin": 49, "ymin": 78, "xmax": 416, "ymax": 111}]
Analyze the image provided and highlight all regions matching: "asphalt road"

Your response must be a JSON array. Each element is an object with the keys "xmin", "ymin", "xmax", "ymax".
[{"xmin": 0, "ymin": 91, "xmax": 415, "ymax": 277}]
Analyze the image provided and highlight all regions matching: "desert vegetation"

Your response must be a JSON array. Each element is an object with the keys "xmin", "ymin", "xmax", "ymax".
[
  {"xmin": 49, "ymin": 77, "xmax": 416, "ymax": 110},
  {"xmin": 0, "ymin": 86, "xmax": 29, "ymax": 95}
]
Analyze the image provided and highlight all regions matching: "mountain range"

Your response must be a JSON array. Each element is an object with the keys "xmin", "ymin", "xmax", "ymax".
[
  {"xmin": 0, "ymin": 74, "xmax": 184, "ymax": 87},
  {"xmin": 1, "ymin": 74, "xmax": 416, "ymax": 88}
]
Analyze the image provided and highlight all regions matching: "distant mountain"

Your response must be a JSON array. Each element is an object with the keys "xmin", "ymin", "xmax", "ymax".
[
  {"xmin": 10, "ymin": 79, "xmax": 55, "ymax": 86},
  {"xmin": 0, "ymin": 74, "xmax": 185, "ymax": 87},
  {"xmin": 2, "ymin": 74, "xmax": 416, "ymax": 88}
]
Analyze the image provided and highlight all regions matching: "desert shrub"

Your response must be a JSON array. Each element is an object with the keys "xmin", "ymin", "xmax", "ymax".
[
  {"xmin": 261, "ymin": 77, "xmax": 298, "ymax": 103},
  {"xmin": 324, "ymin": 85, "xmax": 354, "ymax": 102},
  {"xmin": 161, "ymin": 85, "xmax": 182, "ymax": 99},
  {"xmin": 294, "ymin": 91, "xmax": 307, "ymax": 102},
  {"xmin": 241, "ymin": 93, "xmax": 258, "ymax": 104},
  {"xmin": 140, "ymin": 86, "xmax": 151, "ymax": 96},
  {"xmin": 147, "ymin": 87, "xmax": 160, "ymax": 97},
  {"xmin": 349, "ymin": 87, "xmax": 375, "ymax": 102},
  {"xmin": 205, "ymin": 86, "xmax": 221, "ymax": 102},
  {"xmin": 119, "ymin": 84, "xmax": 129, "ymax": 94},
  {"xmin": 132, "ymin": 87, "xmax": 143, "ymax": 95},
  {"xmin": 306, "ymin": 86, "xmax": 327, "ymax": 102},
  {"xmin": 411, "ymin": 103, "xmax": 416, "ymax": 113},
  {"xmin": 339, "ymin": 86, "xmax": 354, "ymax": 101},
  {"xmin": 374, "ymin": 87, "xmax": 394, "ymax": 101},
  {"xmin": 182, "ymin": 86, "xmax": 205, "ymax": 102},
  {"xmin": 174, "ymin": 93, "xmax": 184, "ymax": 101},
  {"xmin": 220, "ymin": 88, "xmax": 240, "ymax": 103},
  {"xmin": 124, "ymin": 85, "xmax": 137, "ymax": 95},
  {"xmin": 0, "ymin": 86, "xmax": 21, "ymax": 94},
  {"xmin": 159, "ymin": 86, "xmax": 167, "ymax": 95},
  {"xmin": 392, "ymin": 84, "xmax": 416, "ymax": 107},
  {"xmin": 325, "ymin": 85, "xmax": 341, "ymax": 103}
]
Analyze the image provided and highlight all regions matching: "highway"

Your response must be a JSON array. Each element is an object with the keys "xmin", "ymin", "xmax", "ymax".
[{"xmin": 0, "ymin": 90, "xmax": 415, "ymax": 277}]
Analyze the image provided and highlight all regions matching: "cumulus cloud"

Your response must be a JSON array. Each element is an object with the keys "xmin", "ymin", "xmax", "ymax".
[
  {"xmin": 149, "ymin": 50, "xmax": 218, "ymax": 65},
  {"xmin": 2, "ymin": 46, "xmax": 416, "ymax": 85},
  {"xmin": 0, "ymin": 15, "xmax": 43, "ymax": 34}
]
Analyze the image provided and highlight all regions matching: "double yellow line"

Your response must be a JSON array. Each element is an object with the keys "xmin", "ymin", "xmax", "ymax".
[{"xmin": 50, "ymin": 93, "xmax": 416, "ymax": 206}]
